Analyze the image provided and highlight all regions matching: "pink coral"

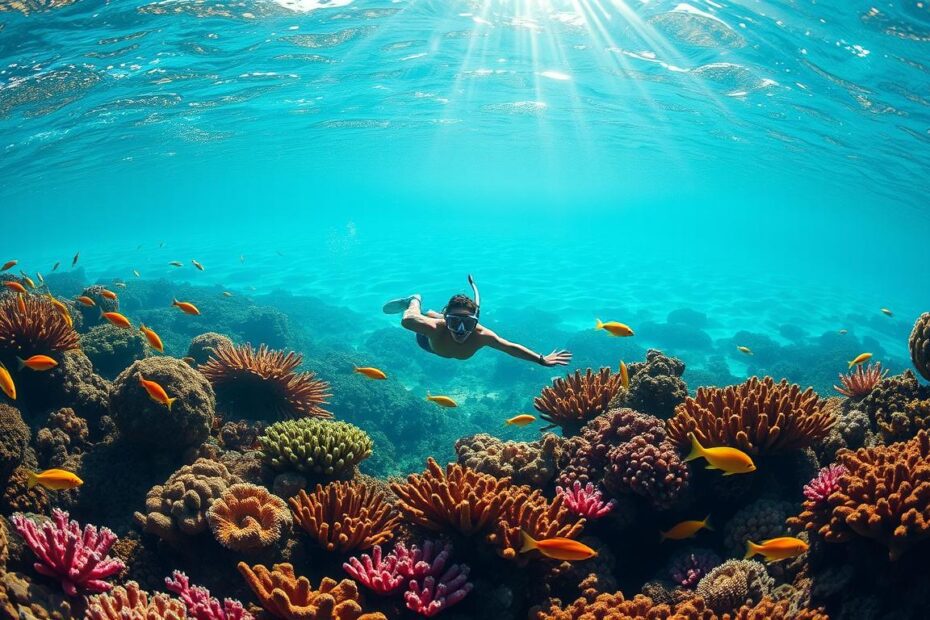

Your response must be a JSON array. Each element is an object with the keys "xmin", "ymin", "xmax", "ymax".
[
  {"xmin": 803, "ymin": 464, "xmax": 847, "ymax": 508},
  {"xmin": 835, "ymin": 363, "xmax": 888, "ymax": 398},
  {"xmin": 342, "ymin": 544, "xmax": 406, "ymax": 595},
  {"xmin": 10, "ymin": 509, "xmax": 124, "ymax": 597},
  {"xmin": 555, "ymin": 481, "xmax": 616, "ymax": 519},
  {"xmin": 165, "ymin": 570, "xmax": 253, "ymax": 620}
]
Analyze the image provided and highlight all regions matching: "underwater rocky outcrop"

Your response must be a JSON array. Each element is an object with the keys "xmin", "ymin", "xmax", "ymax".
[{"xmin": 82, "ymin": 324, "xmax": 148, "ymax": 380}]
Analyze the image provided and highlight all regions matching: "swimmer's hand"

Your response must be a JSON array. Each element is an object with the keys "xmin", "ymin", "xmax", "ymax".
[{"xmin": 541, "ymin": 349, "xmax": 572, "ymax": 367}]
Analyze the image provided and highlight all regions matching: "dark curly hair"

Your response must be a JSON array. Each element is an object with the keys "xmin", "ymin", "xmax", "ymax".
[{"xmin": 445, "ymin": 294, "xmax": 478, "ymax": 315}]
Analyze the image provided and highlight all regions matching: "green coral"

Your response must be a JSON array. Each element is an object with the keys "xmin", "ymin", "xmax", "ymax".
[{"xmin": 260, "ymin": 418, "xmax": 373, "ymax": 477}]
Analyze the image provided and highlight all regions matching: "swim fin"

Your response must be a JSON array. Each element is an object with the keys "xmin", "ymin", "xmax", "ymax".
[{"xmin": 382, "ymin": 296, "xmax": 416, "ymax": 314}]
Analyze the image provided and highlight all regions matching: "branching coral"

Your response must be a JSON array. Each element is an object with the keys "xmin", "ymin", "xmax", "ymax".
[
  {"xmin": 788, "ymin": 430, "xmax": 930, "ymax": 560},
  {"xmin": 237, "ymin": 562, "xmax": 386, "ymax": 620},
  {"xmin": 389, "ymin": 458, "xmax": 513, "ymax": 536},
  {"xmin": 487, "ymin": 487, "xmax": 585, "ymax": 560},
  {"xmin": 910, "ymin": 312, "xmax": 930, "ymax": 382},
  {"xmin": 694, "ymin": 559, "xmax": 773, "ymax": 615},
  {"xmin": 0, "ymin": 517, "xmax": 8, "ymax": 569},
  {"xmin": 534, "ymin": 367, "xmax": 624, "ymax": 433},
  {"xmin": 11, "ymin": 509, "xmax": 124, "ymax": 597},
  {"xmin": 0, "ymin": 294, "xmax": 80, "ymax": 370},
  {"xmin": 165, "ymin": 570, "xmax": 253, "ymax": 620},
  {"xmin": 207, "ymin": 483, "xmax": 292, "ymax": 553},
  {"xmin": 555, "ymin": 482, "xmax": 616, "ymax": 519},
  {"xmin": 200, "ymin": 343, "xmax": 331, "ymax": 420},
  {"xmin": 86, "ymin": 581, "xmax": 187, "ymax": 620},
  {"xmin": 802, "ymin": 464, "xmax": 846, "ymax": 509},
  {"xmin": 261, "ymin": 418, "xmax": 372, "ymax": 477},
  {"xmin": 454, "ymin": 432, "xmax": 562, "ymax": 487},
  {"xmin": 290, "ymin": 481, "xmax": 400, "ymax": 554},
  {"xmin": 834, "ymin": 362, "xmax": 887, "ymax": 398},
  {"xmin": 667, "ymin": 377, "xmax": 836, "ymax": 455},
  {"xmin": 731, "ymin": 597, "xmax": 828, "ymax": 620}
]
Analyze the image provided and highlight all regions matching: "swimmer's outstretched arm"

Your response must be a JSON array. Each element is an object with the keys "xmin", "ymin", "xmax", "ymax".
[
  {"xmin": 481, "ymin": 328, "xmax": 572, "ymax": 367},
  {"xmin": 401, "ymin": 296, "xmax": 440, "ymax": 336}
]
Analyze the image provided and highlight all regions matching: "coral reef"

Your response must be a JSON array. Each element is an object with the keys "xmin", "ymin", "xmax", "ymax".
[
  {"xmin": 694, "ymin": 559, "xmax": 774, "ymax": 615},
  {"xmin": 667, "ymin": 548, "xmax": 721, "ymax": 589},
  {"xmin": 82, "ymin": 323, "xmax": 148, "ymax": 379},
  {"xmin": 0, "ymin": 403, "xmax": 30, "ymax": 479},
  {"xmin": 207, "ymin": 483, "xmax": 292, "ymax": 553},
  {"xmin": 110, "ymin": 356, "xmax": 216, "ymax": 451},
  {"xmin": 454, "ymin": 432, "xmax": 562, "ymax": 487},
  {"xmin": 0, "ymin": 517, "xmax": 7, "ymax": 568},
  {"xmin": 667, "ymin": 377, "xmax": 836, "ymax": 455},
  {"xmin": 44, "ymin": 350, "xmax": 111, "ymax": 424},
  {"xmin": 220, "ymin": 420, "xmax": 266, "ymax": 452},
  {"xmin": 860, "ymin": 371, "xmax": 929, "ymax": 443},
  {"xmin": 260, "ymin": 418, "xmax": 373, "ymax": 477},
  {"xmin": 165, "ymin": 571, "xmax": 252, "ymax": 620},
  {"xmin": 533, "ymin": 367, "xmax": 624, "ymax": 434},
  {"xmin": 0, "ymin": 570, "xmax": 77, "ymax": 619},
  {"xmin": 10, "ymin": 509, "xmax": 125, "ymax": 597},
  {"xmin": 910, "ymin": 312, "xmax": 930, "ymax": 382},
  {"xmin": 200, "ymin": 343, "xmax": 331, "ymax": 420},
  {"xmin": 35, "ymin": 407, "xmax": 89, "ymax": 469},
  {"xmin": 1, "ymin": 467, "xmax": 49, "ymax": 514},
  {"xmin": 555, "ymin": 481, "xmax": 616, "ymax": 519},
  {"xmin": 85, "ymin": 581, "xmax": 187, "ymax": 620},
  {"xmin": 533, "ymin": 590, "xmax": 716, "ymax": 619},
  {"xmin": 290, "ymin": 481, "xmax": 400, "ymax": 553},
  {"xmin": 188, "ymin": 332, "xmax": 234, "ymax": 366},
  {"xmin": 722, "ymin": 499, "xmax": 796, "ymax": 558},
  {"xmin": 834, "ymin": 362, "xmax": 887, "ymax": 399},
  {"xmin": 623, "ymin": 349, "xmax": 689, "ymax": 419},
  {"xmin": 0, "ymin": 294, "xmax": 80, "ymax": 370},
  {"xmin": 487, "ymin": 487, "xmax": 585, "ymax": 560}
]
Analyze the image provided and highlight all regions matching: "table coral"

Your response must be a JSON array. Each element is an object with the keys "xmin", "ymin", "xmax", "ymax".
[
  {"xmin": 534, "ymin": 367, "xmax": 624, "ymax": 434},
  {"xmin": 910, "ymin": 312, "xmax": 930, "ymax": 382},
  {"xmin": 207, "ymin": 483, "xmax": 292, "ymax": 553},
  {"xmin": 487, "ymin": 487, "xmax": 585, "ymax": 560},
  {"xmin": 261, "ymin": 418, "xmax": 373, "ymax": 477},
  {"xmin": 85, "ymin": 581, "xmax": 187, "ymax": 620},
  {"xmin": 454, "ymin": 432, "xmax": 562, "ymax": 487},
  {"xmin": 667, "ymin": 377, "xmax": 836, "ymax": 455}
]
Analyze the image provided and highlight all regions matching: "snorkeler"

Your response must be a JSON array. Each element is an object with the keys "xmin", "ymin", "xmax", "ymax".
[{"xmin": 383, "ymin": 275, "xmax": 572, "ymax": 367}]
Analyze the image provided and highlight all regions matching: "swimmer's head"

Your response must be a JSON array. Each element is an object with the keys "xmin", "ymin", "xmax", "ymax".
[{"xmin": 444, "ymin": 294, "xmax": 479, "ymax": 343}]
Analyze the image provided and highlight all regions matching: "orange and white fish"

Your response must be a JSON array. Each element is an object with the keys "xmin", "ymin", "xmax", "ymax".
[
  {"xmin": 27, "ymin": 469, "xmax": 83, "ymax": 491},
  {"xmin": 354, "ymin": 367, "xmax": 387, "ymax": 380},
  {"xmin": 3, "ymin": 281, "xmax": 27, "ymax": 295},
  {"xmin": 685, "ymin": 433, "xmax": 756, "ymax": 475},
  {"xmin": 16, "ymin": 294, "xmax": 25, "ymax": 314},
  {"xmin": 139, "ymin": 377, "xmax": 177, "ymax": 410},
  {"xmin": 101, "ymin": 311, "xmax": 132, "ymax": 329},
  {"xmin": 1, "ymin": 260, "xmax": 17, "ymax": 272},
  {"xmin": 848, "ymin": 352, "xmax": 872, "ymax": 369},
  {"xmin": 595, "ymin": 319, "xmax": 634, "ymax": 337},
  {"xmin": 192, "ymin": 259, "xmax": 205, "ymax": 271},
  {"xmin": 139, "ymin": 324, "xmax": 164, "ymax": 353},
  {"xmin": 0, "ymin": 364, "xmax": 15, "ymax": 400},
  {"xmin": 660, "ymin": 516, "xmax": 712, "ymax": 542},
  {"xmin": 172, "ymin": 299, "xmax": 200, "ymax": 315},
  {"xmin": 17, "ymin": 355, "xmax": 58, "ymax": 372},
  {"xmin": 505, "ymin": 414, "xmax": 536, "ymax": 427},
  {"xmin": 100, "ymin": 289, "xmax": 118, "ymax": 301},
  {"xmin": 520, "ymin": 531, "xmax": 597, "ymax": 561},
  {"xmin": 744, "ymin": 537, "xmax": 809, "ymax": 562},
  {"xmin": 75, "ymin": 296, "xmax": 96, "ymax": 307},
  {"xmin": 426, "ymin": 393, "xmax": 457, "ymax": 408},
  {"xmin": 620, "ymin": 361, "xmax": 629, "ymax": 389}
]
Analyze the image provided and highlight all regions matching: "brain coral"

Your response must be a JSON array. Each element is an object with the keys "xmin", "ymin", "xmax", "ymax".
[
  {"xmin": 134, "ymin": 458, "xmax": 239, "ymax": 543},
  {"xmin": 187, "ymin": 332, "xmax": 234, "ymax": 366},
  {"xmin": 788, "ymin": 429, "xmax": 930, "ymax": 560},
  {"xmin": 454, "ymin": 432, "xmax": 562, "ymax": 487},
  {"xmin": 290, "ymin": 480, "xmax": 400, "ymax": 554},
  {"xmin": 910, "ymin": 313, "xmax": 930, "ymax": 382},
  {"xmin": 534, "ymin": 367, "xmax": 625, "ymax": 434},
  {"xmin": 260, "ymin": 418, "xmax": 372, "ymax": 477},
  {"xmin": 0, "ymin": 404, "xmax": 29, "ymax": 479},
  {"xmin": 623, "ymin": 349, "xmax": 689, "ymax": 419},
  {"xmin": 667, "ymin": 377, "xmax": 836, "ymax": 455},
  {"xmin": 694, "ymin": 559, "xmax": 774, "ymax": 615},
  {"xmin": 487, "ymin": 486, "xmax": 585, "ymax": 560},
  {"xmin": 85, "ymin": 581, "xmax": 187, "ymax": 620},
  {"xmin": 110, "ymin": 356, "xmax": 216, "ymax": 451},
  {"xmin": 207, "ymin": 483, "xmax": 292, "ymax": 553},
  {"xmin": 82, "ymin": 324, "xmax": 148, "ymax": 379}
]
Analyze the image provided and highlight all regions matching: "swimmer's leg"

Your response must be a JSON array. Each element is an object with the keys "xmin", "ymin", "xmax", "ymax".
[{"xmin": 382, "ymin": 294, "xmax": 421, "ymax": 314}]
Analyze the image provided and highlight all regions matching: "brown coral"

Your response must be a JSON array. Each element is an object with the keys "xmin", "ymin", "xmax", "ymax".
[
  {"xmin": 0, "ymin": 517, "xmax": 8, "ymax": 568},
  {"xmin": 533, "ymin": 590, "xmax": 716, "ymax": 619},
  {"xmin": 238, "ymin": 562, "xmax": 386, "ymax": 620},
  {"xmin": 910, "ymin": 312, "xmax": 930, "ymax": 382},
  {"xmin": 534, "ymin": 367, "xmax": 624, "ymax": 433},
  {"xmin": 861, "ymin": 371, "xmax": 928, "ymax": 443},
  {"xmin": 389, "ymin": 458, "xmax": 513, "ymax": 536},
  {"xmin": 455, "ymin": 433, "xmax": 562, "ymax": 487},
  {"xmin": 788, "ymin": 430, "xmax": 930, "ymax": 560},
  {"xmin": 0, "ymin": 294, "xmax": 80, "ymax": 369},
  {"xmin": 667, "ymin": 377, "xmax": 836, "ymax": 455},
  {"xmin": 207, "ymin": 483, "xmax": 292, "ymax": 553},
  {"xmin": 200, "ymin": 343, "xmax": 332, "ymax": 420},
  {"xmin": 487, "ymin": 486, "xmax": 585, "ymax": 560},
  {"xmin": 85, "ymin": 581, "xmax": 186, "ymax": 620},
  {"xmin": 1, "ymin": 467, "xmax": 49, "ymax": 514},
  {"xmin": 730, "ymin": 597, "xmax": 828, "ymax": 620},
  {"xmin": 289, "ymin": 481, "xmax": 400, "ymax": 554}
]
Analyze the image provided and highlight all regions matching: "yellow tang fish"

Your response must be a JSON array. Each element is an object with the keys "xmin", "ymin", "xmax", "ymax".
[
  {"xmin": 595, "ymin": 318, "xmax": 634, "ymax": 337},
  {"xmin": 848, "ymin": 352, "xmax": 872, "ymax": 369},
  {"xmin": 101, "ymin": 311, "xmax": 132, "ymax": 329},
  {"xmin": 139, "ymin": 324, "xmax": 164, "ymax": 353},
  {"xmin": 354, "ymin": 366, "xmax": 387, "ymax": 380},
  {"xmin": 172, "ymin": 299, "xmax": 200, "ymax": 315},
  {"xmin": 3, "ymin": 281, "xmax": 27, "ymax": 295},
  {"xmin": 1, "ymin": 259, "xmax": 17, "ymax": 272},
  {"xmin": 139, "ymin": 377, "xmax": 177, "ymax": 410},
  {"xmin": 660, "ymin": 516, "xmax": 712, "ymax": 542},
  {"xmin": 745, "ymin": 536, "xmax": 809, "ymax": 562},
  {"xmin": 27, "ymin": 469, "xmax": 83, "ymax": 491},
  {"xmin": 881, "ymin": 308, "xmax": 893, "ymax": 317},
  {"xmin": 520, "ymin": 531, "xmax": 597, "ymax": 561},
  {"xmin": 620, "ymin": 361, "xmax": 629, "ymax": 390},
  {"xmin": 426, "ymin": 393, "xmax": 457, "ymax": 408},
  {"xmin": 0, "ymin": 363, "xmax": 15, "ymax": 400},
  {"xmin": 17, "ymin": 355, "xmax": 58, "ymax": 372},
  {"xmin": 192, "ymin": 259, "xmax": 205, "ymax": 271},
  {"xmin": 504, "ymin": 414, "xmax": 536, "ymax": 427},
  {"xmin": 684, "ymin": 433, "xmax": 756, "ymax": 475},
  {"xmin": 737, "ymin": 346, "xmax": 753, "ymax": 356}
]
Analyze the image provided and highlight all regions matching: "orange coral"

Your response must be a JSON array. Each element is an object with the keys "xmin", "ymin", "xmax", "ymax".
[
  {"xmin": 207, "ymin": 483, "xmax": 292, "ymax": 553},
  {"xmin": 85, "ymin": 581, "xmax": 186, "ymax": 620},
  {"xmin": 534, "ymin": 368, "xmax": 624, "ymax": 432},
  {"xmin": 487, "ymin": 487, "xmax": 585, "ymax": 560},
  {"xmin": 237, "ymin": 562, "xmax": 386, "ymax": 620},
  {"xmin": 0, "ymin": 295, "xmax": 79, "ymax": 368},
  {"xmin": 728, "ymin": 597, "xmax": 828, "ymax": 620},
  {"xmin": 289, "ymin": 481, "xmax": 400, "ymax": 554},
  {"xmin": 534, "ymin": 591, "xmax": 716, "ymax": 619},
  {"xmin": 666, "ymin": 377, "xmax": 835, "ymax": 455},
  {"xmin": 788, "ymin": 430, "xmax": 930, "ymax": 560},
  {"xmin": 199, "ymin": 344, "xmax": 331, "ymax": 419},
  {"xmin": 389, "ymin": 458, "xmax": 513, "ymax": 536}
]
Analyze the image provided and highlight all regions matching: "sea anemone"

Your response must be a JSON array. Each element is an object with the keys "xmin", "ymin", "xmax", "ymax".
[
  {"xmin": 199, "ymin": 343, "xmax": 332, "ymax": 420},
  {"xmin": 0, "ymin": 294, "xmax": 79, "ymax": 370},
  {"xmin": 534, "ymin": 367, "xmax": 624, "ymax": 434},
  {"xmin": 834, "ymin": 363, "xmax": 888, "ymax": 398}
]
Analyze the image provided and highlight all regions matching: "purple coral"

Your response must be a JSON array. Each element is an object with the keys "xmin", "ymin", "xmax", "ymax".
[
  {"xmin": 556, "ymin": 481, "xmax": 616, "ymax": 519},
  {"xmin": 165, "ymin": 571, "xmax": 253, "ymax": 620},
  {"xmin": 668, "ymin": 548, "xmax": 722, "ymax": 589},
  {"xmin": 803, "ymin": 464, "xmax": 847, "ymax": 508},
  {"xmin": 10, "ymin": 509, "xmax": 125, "ymax": 597},
  {"xmin": 343, "ymin": 544, "xmax": 406, "ymax": 595}
]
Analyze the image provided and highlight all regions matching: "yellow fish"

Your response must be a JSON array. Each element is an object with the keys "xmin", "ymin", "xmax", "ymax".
[
  {"xmin": 660, "ymin": 516, "xmax": 712, "ymax": 542},
  {"xmin": 172, "ymin": 299, "xmax": 200, "ymax": 315},
  {"xmin": 744, "ymin": 537, "xmax": 809, "ymax": 562},
  {"xmin": 426, "ymin": 393, "xmax": 457, "ymax": 408},
  {"xmin": 36, "ymin": 272, "xmax": 44, "ymax": 284},
  {"xmin": 17, "ymin": 355, "xmax": 58, "ymax": 372},
  {"xmin": 139, "ymin": 377, "xmax": 177, "ymax": 410},
  {"xmin": 881, "ymin": 308, "xmax": 893, "ymax": 317},
  {"xmin": 684, "ymin": 433, "xmax": 756, "ymax": 475},
  {"xmin": 848, "ymin": 352, "xmax": 872, "ymax": 369},
  {"xmin": 139, "ymin": 324, "xmax": 165, "ymax": 353},
  {"xmin": 620, "ymin": 361, "xmax": 629, "ymax": 390},
  {"xmin": 595, "ymin": 318, "xmax": 634, "ymax": 337},
  {"xmin": 354, "ymin": 366, "xmax": 387, "ymax": 380},
  {"xmin": 520, "ymin": 531, "xmax": 597, "ymax": 561},
  {"xmin": 20, "ymin": 275, "xmax": 35, "ymax": 289},
  {"xmin": 27, "ymin": 469, "xmax": 83, "ymax": 491},
  {"xmin": 737, "ymin": 346, "xmax": 753, "ymax": 356},
  {"xmin": 504, "ymin": 414, "xmax": 536, "ymax": 427},
  {"xmin": 192, "ymin": 259, "xmax": 205, "ymax": 271},
  {"xmin": 101, "ymin": 311, "xmax": 132, "ymax": 329},
  {"xmin": 0, "ymin": 363, "xmax": 15, "ymax": 400}
]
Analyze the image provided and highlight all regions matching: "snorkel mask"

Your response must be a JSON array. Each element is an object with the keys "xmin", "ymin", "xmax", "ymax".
[{"xmin": 444, "ymin": 275, "xmax": 481, "ymax": 343}]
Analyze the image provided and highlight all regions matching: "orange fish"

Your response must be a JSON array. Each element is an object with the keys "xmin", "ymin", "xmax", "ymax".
[
  {"xmin": 660, "ymin": 516, "xmax": 712, "ymax": 542},
  {"xmin": 139, "ymin": 324, "xmax": 164, "ymax": 352},
  {"xmin": 75, "ymin": 296, "xmax": 96, "ymax": 307},
  {"xmin": 354, "ymin": 366, "xmax": 387, "ymax": 380},
  {"xmin": 46, "ymin": 295, "xmax": 73, "ymax": 328},
  {"xmin": 685, "ymin": 433, "xmax": 756, "ymax": 476},
  {"xmin": 745, "ymin": 537, "xmax": 809, "ymax": 562},
  {"xmin": 140, "ymin": 377, "xmax": 176, "ymax": 410},
  {"xmin": 3, "ymin": 281, "xmax": 27, "ymax": 295},
  {"xmin": 172, "ymin": 299, "xmax": 200, "ymax": 315},
  {"xmin": 595, "ymin": 319, "xmax": 634, "ymax": 337},
  {"xmin": 16, "ymin": 294, "xmax": 26, "ymax": 314},
  {"xmin": 192, "ymin": 259, "xmax": 205, "ymax": 271},
  {"xmin": 27, "ymin": 469, "xmax": 83, "ymax": 491},
  {"xmin": 1, "ymin": 260, "xmax": 17, "ymax": 272},
  {"xmin": 17, "ymin": 355, "xmax": 58, "ymax": 372},
  {"xmin": 520, "ymin": 531, "xmax": 597, "ymax": 561},
  {"xmin": 101, "ymin": 311, "xmax": 132, "ymax": 329},
  {"xmin": 0, "ymin": 364, "xmax": 15, "ymax": 400},
  {"xmin": 100, "ymin": 289, "xmax": 118, "ymax": 301},
  {"xmin": 504, "ymin": 414, "xmax": 536, "ymax": 426},
  {"xmin": 426, "ymin": 393, "xmax": 457, "ymax": 408}
]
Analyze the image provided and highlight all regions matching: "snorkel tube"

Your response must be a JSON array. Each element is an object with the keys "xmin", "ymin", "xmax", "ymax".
[{"xmin": 467, "ymin": 274, "xmax": 480, "ymax": 318}]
